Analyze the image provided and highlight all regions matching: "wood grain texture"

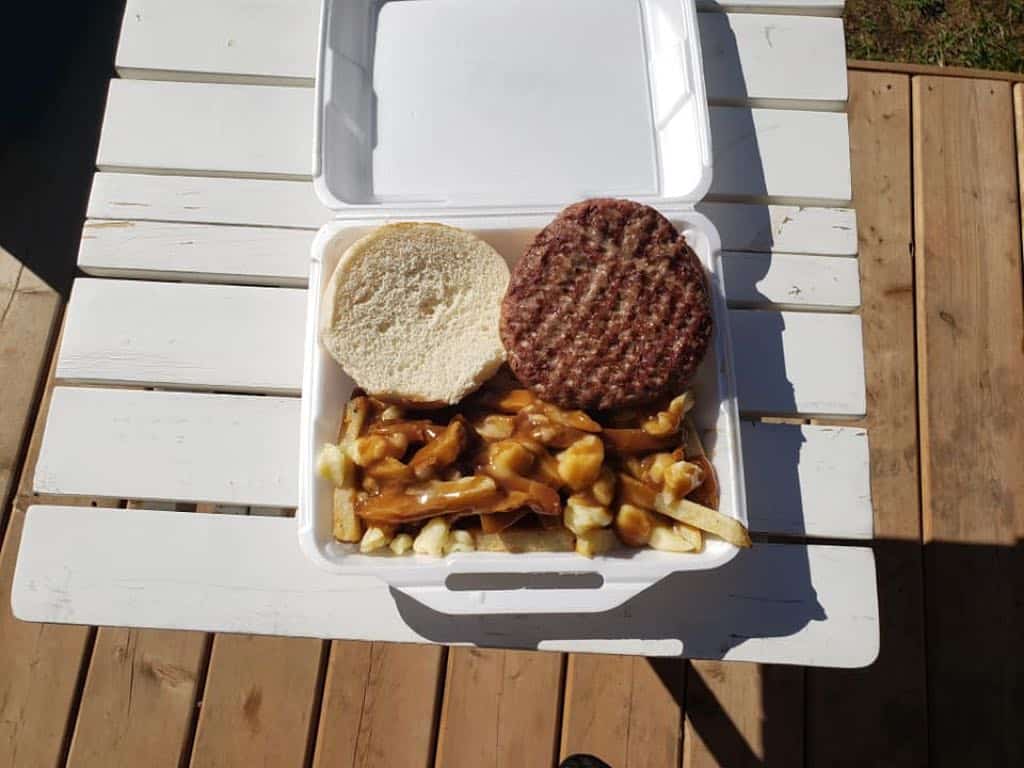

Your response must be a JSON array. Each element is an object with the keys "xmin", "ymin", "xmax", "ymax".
[
  {"xmin": 561, "ymin": 655, "xmax": 684, "ymax": 768},
  {"xmin": 313, "ymin": 641, "xmax": 444, "ymax": 768},
  {"xmin": 436, "ymin": 648, "xmax": 562, "ymax": 768},
  {"xmin": 1016, "ymin": 84, "xmax": 1024, "ymax": 258},
  {"xmin": 913, "ymin": 76, "xmax": 1024, "ymax": 767},
  {"xmin": 684, "ymin": 662, "xmax": 803, "ymax": 768},
  {"xmin": 114, "ymin": 2, "xmax": 847, "ymax": 100},
  {"xmin": 79, "ymin": 220, "xmax": 314, "ymax": 286},
  {"xmin": 805, "ymin": 71, "xmax": 928, "ymax": 768},
  {"xmin": 189, "ymin": 634, "xmax": 325, "ymax": 768},
  {"xmin": 84, "ymin": 174, "xmax": 858, "ymax": 256},
  {"xmin": 94, "ymin": 79, "xmax": 850, "ymax": 203},
  {"xmin": 66, "ymin": 628, "xmax": 207, "ymax": 768},
  {"xmin": 0, "ymin": 252, "xmax": 60, "ymax": 531},
  {"xmin": 33, "ymin": 386, "xmax": 870, "ymax": 538},
  {"xmin": 13, "ymin": 510, "xmax": 880, "ymax": 667}
]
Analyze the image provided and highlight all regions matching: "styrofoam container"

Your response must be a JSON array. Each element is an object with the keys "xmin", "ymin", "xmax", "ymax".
[{"xmin": 297, "ymin": 0, "xmax": 747, "ymax": 615}]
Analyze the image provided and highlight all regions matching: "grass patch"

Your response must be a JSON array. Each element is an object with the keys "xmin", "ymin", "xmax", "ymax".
[{"xmin": 846, "ymin": 0, "xmax": 1024, "ymax": 72}]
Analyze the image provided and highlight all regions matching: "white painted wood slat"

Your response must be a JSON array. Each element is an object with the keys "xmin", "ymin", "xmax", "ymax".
[
  {"xmin": 700, "ymin": 14, "xmax": 847, "ymax": 107},
  {"xmin": 709, "ymin": 107, "xmax": 851, "ymax": 203},
  {"xmin": 12, "ymin": 506, "xmax": 878, "ymax": 666},
  {"xmin": 116, "ymin": 0, "xmax": 320, "ymax": 84},
  {"xmin": 87, "ymin": 173, "xmax": 328, "ymax": 230},
  {"xmin": 34, "ymin": 388, "xmax": 299, "ymax": 507},
  {"xmin": 116, "ymin": 2, "xmax": 846, "ymax": 106},
  {"xmin": 54, "ymin": 280, "xmax": 866, "ymax": 414},
  {"xmin": 731, "ymin": 308, "xmax": 865, "ymax": 416},
  {"xmin": 57, "ymin": 279, "xmax": 306, "ymax": 394},
  {"xmin": 77, "ymin": 220, "xmax": 858, "ymax": 309},
  {"xmin": 722, "ymin": 250, "xmax": 861, "ymax": 310},
  {"xmin": 95, "ymin": 81, "xmax": 850, "ymax": 203},
  {"xmin": 97, "ymin": 80, "xmax": 313, "ymax": 179},
  {"xmin": 33, "ymin": 387, "xmax": 871, "ymax": 539},
  {"xmin": 79, "ymin": 220, "xmax": 314, "ymax": 286},
  {"xmin": 86, "ymin": 174, "xmax": 858, "ymax": 255}
]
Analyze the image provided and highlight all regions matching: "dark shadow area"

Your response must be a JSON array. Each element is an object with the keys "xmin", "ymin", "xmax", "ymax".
[{"xmin": 0, "ymin": 2, "xmax": 126, "ymax": 296}]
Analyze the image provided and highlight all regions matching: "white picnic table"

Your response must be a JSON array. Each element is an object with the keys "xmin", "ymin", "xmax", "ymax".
[{"xmin": 12, "ymin": 0, "xmax": 878, "ymax": 668}]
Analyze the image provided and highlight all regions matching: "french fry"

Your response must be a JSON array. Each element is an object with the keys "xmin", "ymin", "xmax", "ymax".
[
  {"xmin": 360, "ymin": 523, "xmax": 396, "ymax": 553},
  {"xmin": 617, "ymin": 474, "xmax": 657, "ymax": 510},
  {"xmin": 472, "ymin": 527, "xmax": 575, "ymax": 553},
  {"xmin": 389, "ymin": 533, "xmax": 414, "ymax": 555},
  {"xmin": 332, "ymin": 487, "xmax": 363, "ymax": 543},
  {"xmin": 648, "ymin": 521, "xmax": 697, "ymax": 553},
  {"xmin": 576, "ymin": 527, "xmax": 619, "ymax": 558},
  {"xmin": 654, "ymin": 493, "xmax": 751, "ymax": 548},
  {"xmin": 672, "ymin": 521, "xmax": 703, "ymax": 551},
  {"xmin": 409, "ymin": 419, "xmax": 467, "ymax": 480},
  {"xmin": 413, "ymin": 517, "xmax": 450, "ymax": 555},
  {"xmin": 358, "ymin": 475, "xmax": 502, "ymax": 524},
  {"xmin": 444, "ymin": 529, "xmax": 476, "ymax": 554}
]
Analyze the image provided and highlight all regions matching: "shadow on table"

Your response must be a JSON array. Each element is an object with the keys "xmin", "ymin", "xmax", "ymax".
[{"xmin": 0, "ymin": 2, "xmax": 125, "ymax": 297}]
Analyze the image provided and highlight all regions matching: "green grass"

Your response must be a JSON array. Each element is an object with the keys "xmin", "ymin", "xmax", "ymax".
[{"xmin": 846, "ymin": 0, "xmax": 1024, "ymax": 73}]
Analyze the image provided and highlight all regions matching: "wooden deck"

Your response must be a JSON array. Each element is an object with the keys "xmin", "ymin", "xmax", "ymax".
[{"xmin": 2, "ymin": 63, "xmax": 1022, "ymax": 767}]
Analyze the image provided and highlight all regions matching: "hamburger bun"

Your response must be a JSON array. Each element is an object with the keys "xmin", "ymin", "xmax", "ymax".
[{"xmin": 320, "ymin": 222, "xmax": 509, "ymax": 405}]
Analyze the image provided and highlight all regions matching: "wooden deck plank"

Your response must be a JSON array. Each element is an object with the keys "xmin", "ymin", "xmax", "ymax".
[
  {"xmin": 66, "ymin": 628, "xmax": 207, "ymax": 768},
  {"xmin": 435, "ymin": 648, "xmax": 562, "ymax": 768},
  {"xmin": 560, "ymin": 655, "xmax": 684, "ymax": 767},
  {"xmin": 805, "ymin": 71, "xmax": 929, "ymax": 767},
  {"xmin": 1015, "ymin": 84, "xmax": 1024, "ymax": 258},
  {"xmin": 189, "ymin": 634, "xmax": 325, "ymax": 768},
  {"xmin": 913, "ymin": 76, "xmax": 1024, "ymax": 767},
  {"xmin": 0, "ymin": 253, "xmax": 60, "ymax": 532},
  {"xmin": 313, "ymin": 641, "xmax": 444, "ymax": 768},
  {"xmin": 0, "ymin": 317, "xmax": 111, "ymax": 768},
  {"xmin": 683, "ymin": 662, "xmax": 803, "ymax": 767}
]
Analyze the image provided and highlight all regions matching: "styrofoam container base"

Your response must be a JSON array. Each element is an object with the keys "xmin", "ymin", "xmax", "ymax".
[{"xmin": 297, "ymin": 209, "xmax": 747, "ymax": 614}]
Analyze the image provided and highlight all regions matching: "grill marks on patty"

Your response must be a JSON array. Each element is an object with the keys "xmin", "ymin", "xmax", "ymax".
[{"xmin": 500, "ymin": 199, "xmax": 713, "ymax": 410}]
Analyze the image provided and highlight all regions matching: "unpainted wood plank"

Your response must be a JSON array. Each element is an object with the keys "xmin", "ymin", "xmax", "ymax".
[
  {"xmin": 561, "ymin": 655, "xmax": 684, "ymax": 768},
  {"xmin": 66, "ymin": 628, "xmax": 208, "ymax": 768},
  {"xmin": 436, "ymin": 648, "xmax": 562, "ymax": 768},
  {"xmin": 313, "ymin": 641, "xmax": 444, "ymax": 768},
  {"xmin": 683, "ymin": 662, "xmax": 803, "ymax": 768},
  {"xmin": 189, "ymin": 633, "xmax": 325, "ymax": 768},
  {"xmin": 849, "ymin": 58, "xmax": 1024, "ymax": 84},
  {"xmin": 913, "ymin": 75, "xmax": 1024, "ymax": 767},
  {"xmin": 0, "ymin": 252, "xmax": 60, "ymax": 531},
  {"xmin": 805, "ymin": 71, "xmax": 929, "ymax": 768},
  {"xmin": 14, "ymin": 511, "xmax": 880, "ymax": 667},
  {"xmin": 1015, "ymin": 84, "xmax": 1024, "ymax": 258}
]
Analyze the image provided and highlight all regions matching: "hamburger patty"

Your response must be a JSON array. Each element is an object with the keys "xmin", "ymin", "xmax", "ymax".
[{"xmin": 500, "ymin": 199, "xmax": 712, "ymax": 410}]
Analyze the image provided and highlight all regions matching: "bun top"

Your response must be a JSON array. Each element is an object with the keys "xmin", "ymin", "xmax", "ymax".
[{"xmin": 320, "ymin": 222, "xmax": 510, "ymax": 405}]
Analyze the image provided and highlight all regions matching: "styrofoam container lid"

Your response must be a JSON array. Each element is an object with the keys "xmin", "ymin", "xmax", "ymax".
[{"xmin": 313, "ymin": 0, "xmax": 713, "ymax": 214}]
